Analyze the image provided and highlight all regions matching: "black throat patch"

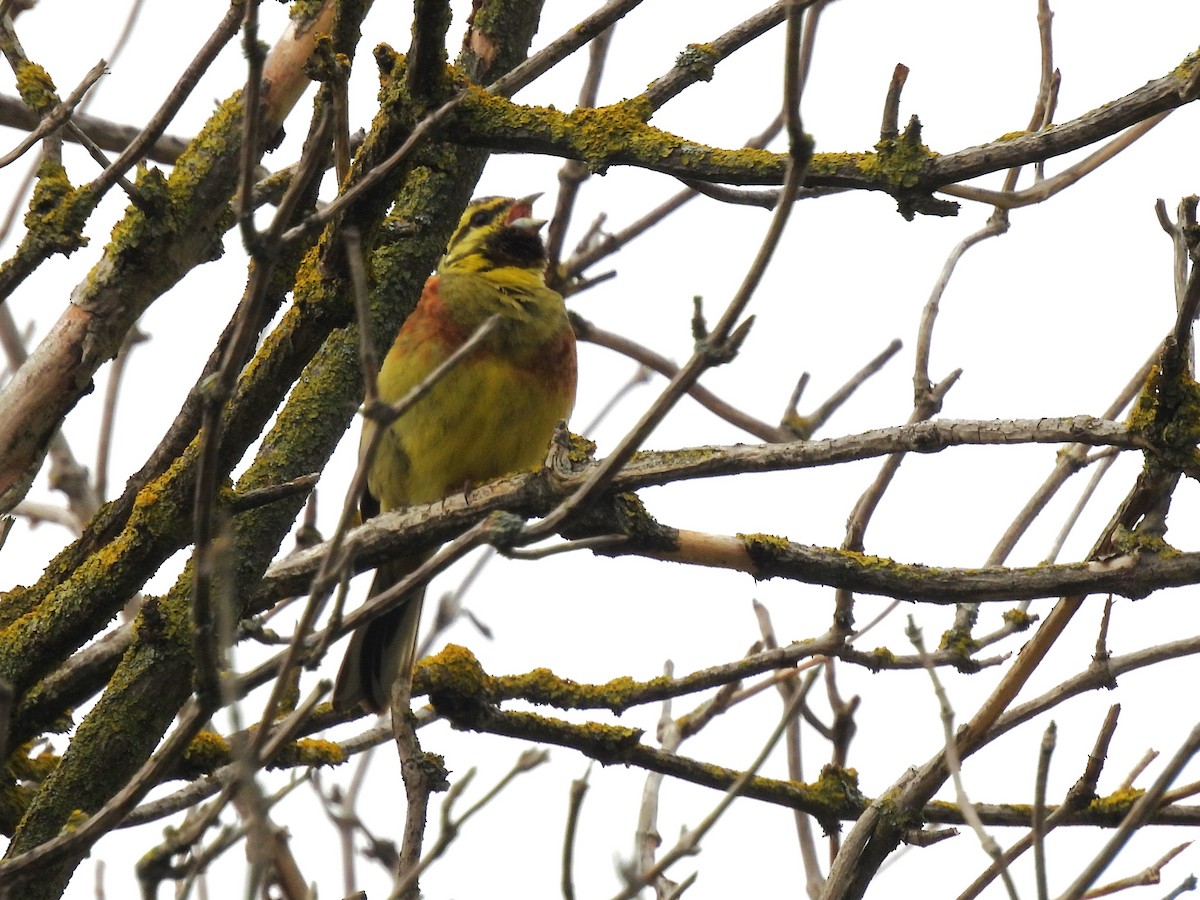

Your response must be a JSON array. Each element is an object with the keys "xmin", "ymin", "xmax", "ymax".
[{"xmin": 482, "ymin": 225, "xmax": 547, "ymax": 270}]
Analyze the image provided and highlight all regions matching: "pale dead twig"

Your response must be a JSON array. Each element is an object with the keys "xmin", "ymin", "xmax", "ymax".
[
  {"xmin": 1033, "ymin": 721, "xmax": 1057, "ymax": 900},
  {"xmin": 908, "ymin": 616, "xmax": 1019, "ymax": 900},
  {"xmin": 611, "ymin": 684, "xmax": 809, "ymax": 900},
  {"xmin": 388, "ymin": 749, "xmax": 550, "ymax": 900},
  {"xmin": 1079, "ymin": 841, "xmax": 1191, "ymax": 898},
  {"xmin": 545, "ymin": 23, "xmax": 615, "ymax": 274},
  {"xmin": 1118, "ymin": 748, "xmax": 1160, "ymax": 793},
  {"xmin": 561, "ymin": 765, "xmax": 592, "ymax": 900},
  {"xmin": 957, "ymin": 705, "xmax": 1120, "ymax": 900},
  {"xmin": 754, "ymin": 600, "xmax": 825, "ymax": 898}
]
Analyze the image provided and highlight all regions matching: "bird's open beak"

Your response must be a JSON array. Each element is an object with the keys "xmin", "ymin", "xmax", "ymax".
[{"xmin": 507, "ymin": 193, "xmax": 546, "ymax": 231}]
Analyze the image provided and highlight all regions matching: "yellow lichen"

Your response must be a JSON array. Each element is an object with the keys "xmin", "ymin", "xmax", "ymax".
[
  {"xmin": 289, "ymin": 0, "xmax": 327, "ymax": 24},
  {"xmin": 1127, "ymin": 362, "xmax": 1200, "ymax": 472},
  {"xmin": 565, "ymin": 432, "xmax": 597, "ymax": 467},
  {"xmin": 416, "ymin": 643, "xmax": 492, "ymax": 699},
  {"xmin": 61, "ymin": 808, "xmax": 90, "ymax": 834},
  {"xmin": 739, "ymin": 532, "xmax": 792, "ymax": 552},
  {"xmin": 811, "ymin": 765, "xmax": 862, "ymax": 807},
  {"xmin": 1111, "ymin": 525, "xmax": 1180, "ymax": 558},
  {"xmin": 803, "ymin": 765, "xmax": 866, "ymax": 831},
  {"xmin": 456, "ymin": 87, "xmax": 781, "ymax": 181},
  {"xmin": 496, "ymin": 666, "xmax": 667, "ymax": 714},
  {"xmin": 873, "ymin": 129, "xmax": 936, "ymax": 189},
  {"xmin": 868, "ymin": 647, "xmax": 896, "ymax": 669},
  {"xmin": 181, "ymin": 730, "xmax": 231, "ymax": 772},
  {"xmin": 14, "ymin": 61, "xmax": 57, "ymax": 113},
  {"xmin": 1087, "ymin": 787, "xmax": 1144, "ymax": 818},
  {"xmin": 270, "ymin": 738, "xmax": 346, "ymax": 769},
  {"xmin": 838, "ymin": 548, "xmax": 898, "ymax": 569},
  {"xmin": 673, "ymin": 43, "xmax": 720, "ymax": 82},
  {"xmin": 22, "ymin": 159, "xmax": 89, "ymax": 258},
  {"xmin": 1001, "ymin": 608, "xmax": 1036, "ymax": 630},
  {"xmin": 938, "ymin": 626, "xmax": 980, "ymax": 657},
  {"xmin": 1171, "ymin": 46, "xmax": 1200, "ymax": 82}
]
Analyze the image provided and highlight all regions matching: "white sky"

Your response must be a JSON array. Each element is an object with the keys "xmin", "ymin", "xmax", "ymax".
[{"xmin": 3, "ymin": 1, "xmax": 1200, "ymax": 898}]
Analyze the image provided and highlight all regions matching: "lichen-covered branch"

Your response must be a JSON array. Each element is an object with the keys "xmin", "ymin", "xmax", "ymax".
[
  {"xmin": 416, "ymin": 645, "xmax": 1200, "ymax": 830},
  {"xmin": 0, "ymin": 5, "xmax": 321, "ymax": 511},
  {"xmin": 264, "ymin": 415, "xmax": 1154, "ymax": 597},
  {"xmin": 0, "ymin": 3, "xmax": 568, "ymax": 897},
  {"xmin": 445, "ymin": 47, "xmax": 1200, "ymax": 208}
]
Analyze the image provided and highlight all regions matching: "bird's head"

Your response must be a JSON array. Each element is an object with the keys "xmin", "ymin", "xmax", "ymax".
[{"xmin": 438, "ymin": 194, "xmax": 549, "ymax": 276}]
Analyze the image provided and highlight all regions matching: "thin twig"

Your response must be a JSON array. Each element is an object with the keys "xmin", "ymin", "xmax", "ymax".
[
  {"xmin": 561, "ymin": 765, "xmax": 591, "ymax": 900},
  {"xmin": 344, "ymin": 227, "xmax": 379, "ymax": 404},
  {"xmin": 755, "ymin": 600, "xmax": 825, "ymax": 898},
  {"xmin": 236, "ymin": 0, "xmax": 266, "ymax": 254},
  {"xmin": 526, "ymin": 13, "xmax": 813, "ymax": 541},
  {"xmin": 490, "ymin": 0, "xmax": 652, "ymax": 99},
  {"xmin": 940, "ymin": 113, "xmax": 1169, "ymax": 209},
  {"xmin": 908, "ymin": 616, "xmax": 1019, "ymax": 900},
  {"xmin": 1118, "ymin": 749, "xmax": 1161, "ymax": 793},
  {"xmin": 192, "ymin": 98, "xmax": 336, "ymax": 703},
  {"xmin": 94, "ymin": 323, "xmax": 148, "ymax": 502},
  {"xmin": 798, "ymin": 339, "xmax": 902, "ymax": 437},
  {"xmin": 1034, "ymin": 721, "xmax": 1057, "ymax": 900},
  {"xmin": 610, "ymin": 684, "xmax": 808, "ymax": 900},
  {"xmin": 388, "ymin": 749, "xmax": 548, "ymax": 900},
  {"xmin": 880, "ymin": 63, "xmax": 908, "ymax": 141},
  {"xmin": 0, "ymin": 59, "xmax": 107, "ymax": 170},
  {"xmin": 88, "ymin": 2, "xmax": 244, "ymax": 198},
  {"xmin": 957, "ymin": 705, "xmax": 1121, "ymax": 900},
  {"xmin": 1079, "ymin": 841, "xmax": 1189, "ymax": 897},
  {"xmin": 570, "ymin": 311, "xmax": 792, "ymax": 441},
  {"xmin": 545, "ymin": 24, "xmax": 614, "ymax": 275},
  {"xmin": 391, "ymin": 674, "xmax": 434, "ymax": 900}
]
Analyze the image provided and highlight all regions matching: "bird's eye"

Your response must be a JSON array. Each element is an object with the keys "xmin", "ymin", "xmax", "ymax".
[{"xmin": 469, "ymin": 210, "xmax": 491, "ymax": 228}]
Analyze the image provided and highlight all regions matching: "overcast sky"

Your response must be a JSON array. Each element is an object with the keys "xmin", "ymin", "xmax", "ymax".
[{"xmin": 3, "ymin": 2, "xmax": 1200, "ymax": 898}]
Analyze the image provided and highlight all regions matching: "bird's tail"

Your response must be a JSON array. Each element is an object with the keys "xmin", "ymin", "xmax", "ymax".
[{"xmin": 332, "ymin": 554, "xmax": 430, "ymax": 713}]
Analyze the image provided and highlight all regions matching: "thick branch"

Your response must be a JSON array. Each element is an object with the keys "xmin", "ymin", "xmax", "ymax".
[
  {"xmin": 0, "ymin": 5, "xmax": 329, "ymax": 510},
  {"xmin": 422, "ymin": 668, "xmax": 1200, "ymax": 830},
  {"xmin": 445, "ymin": 49, "xmax": 1199, "ymax": 200},
  {"xmin": 264, "ymin": 415, "xmax": 1149, "ymax": 596}
]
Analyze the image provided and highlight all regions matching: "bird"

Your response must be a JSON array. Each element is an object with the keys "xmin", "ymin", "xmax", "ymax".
[{"xmin": 332, "ymin": 194, "xmax": 577, "ymax": 714}]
